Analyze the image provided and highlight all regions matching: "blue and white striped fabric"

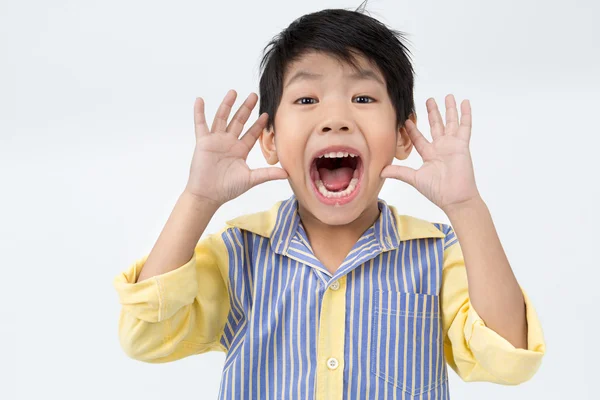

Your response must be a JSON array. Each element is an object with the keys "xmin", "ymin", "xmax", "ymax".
[{"xmin": 216, "ymin": 196, "xmax": 455, "ymax": 399}]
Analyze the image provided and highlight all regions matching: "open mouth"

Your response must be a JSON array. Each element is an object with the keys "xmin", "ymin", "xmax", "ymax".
[{"xmin": 309, "ymin": 149, "xmax": 363, "ymax": 205}]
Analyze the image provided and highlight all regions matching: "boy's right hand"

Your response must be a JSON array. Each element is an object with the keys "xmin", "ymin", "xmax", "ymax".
[{"xmin": 184, "ymin": 89, "xmax": 288, "ymax": 208}]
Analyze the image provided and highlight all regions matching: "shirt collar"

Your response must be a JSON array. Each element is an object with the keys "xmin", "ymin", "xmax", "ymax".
[{"xmin": 226, "ymin": 195, "xmax": 445, "ymax": 254}]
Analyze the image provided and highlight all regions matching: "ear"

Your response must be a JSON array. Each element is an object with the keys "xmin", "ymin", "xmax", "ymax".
[
  {"xmin": 259, "ymin": 126, "xmax": 279, "ymax": 165},
  {"xmin": 395, "ymin": 112, "xmax": 417, "ymax": 160}
]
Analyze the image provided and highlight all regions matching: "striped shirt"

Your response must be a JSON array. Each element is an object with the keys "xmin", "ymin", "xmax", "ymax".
[{"xmin": 114, "ymin": 196, "xmax": 545, "ymax": 399}]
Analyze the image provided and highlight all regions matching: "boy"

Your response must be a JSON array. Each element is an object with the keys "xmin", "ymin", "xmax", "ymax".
[{"xmin": 113, "ymin": 5, "xmax": 545, "ymax": 400}]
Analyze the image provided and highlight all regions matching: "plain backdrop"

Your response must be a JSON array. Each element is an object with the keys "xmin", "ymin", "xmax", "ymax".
[{"xmin": 1, "ymin": 0, "xmax": 599, "ymax": 398}]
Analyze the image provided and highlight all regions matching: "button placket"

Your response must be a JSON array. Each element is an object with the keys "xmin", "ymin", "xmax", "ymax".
[{"xmin": 315, "ymin": 275, "xmax": 346, "ymax": 397}]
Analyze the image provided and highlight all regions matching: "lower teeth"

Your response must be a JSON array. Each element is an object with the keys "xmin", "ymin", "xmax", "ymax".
[{"xmin": 316, "ymin": 178, "xmax": 359, "ymax": 198}]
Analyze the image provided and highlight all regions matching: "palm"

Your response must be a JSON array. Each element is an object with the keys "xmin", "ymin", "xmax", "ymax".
[
  {"xmin": 191, "ymin": 136, "xmax": 255, "ymax": 203},
  {"xmin": 411, "ymin": 135, "xmax": 477, "ymax": 209},
  {"xmin": 382, "ymin": 95, "xmax": 480, "ymax": 212},
  {"xmin": 185, "ymin": 91, "xmax": 287, "ymax": 206}
]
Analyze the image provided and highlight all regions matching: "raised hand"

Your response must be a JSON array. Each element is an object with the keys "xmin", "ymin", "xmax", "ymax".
[
  {"xmin": 185, "ymin": 90, "xmax": 288, "ymax": 207},
  {"xmin": 381, "ymin": 94, "xmax": 481, "ymax": 213}
]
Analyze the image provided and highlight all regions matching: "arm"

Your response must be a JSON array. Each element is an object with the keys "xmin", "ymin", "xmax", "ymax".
[
  {"xmin": 113, "ymin": 91, "xmax": 286, "ymax": 362},
  {"xmin": 382, "ymin": 95, "xmax": 546, "ymax": 384},
  {"xmin": 444, "ymin": 196, "xmax": 526, "ymax": 349},
  {"xmin": 381, "ymin": 95, "xmax": 532, "ymax": 335},
  {"xmin": 113, "ymin": 219, "xmax": 232, "ymax": 363},
  {"xmin": 440, "ymin": 219, "xmax": 546, "ymax": 385},
  {"xmin": 138, "ymin": 90, "xmax": 287, "ymax": 283},
  {"xmin": 136, "ymin": 191, "xmax": 219, "ymax": 283}
]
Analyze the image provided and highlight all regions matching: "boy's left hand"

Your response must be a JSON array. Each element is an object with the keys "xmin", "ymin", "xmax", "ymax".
[{"xmin": 381, "ymin": 94, "xmax": 481, "ymax": 213}]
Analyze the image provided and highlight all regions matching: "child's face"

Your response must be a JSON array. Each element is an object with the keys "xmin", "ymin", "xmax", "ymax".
[{"xmin": 261, "ymin": 50, "xmax": 414, "ymax": 226}]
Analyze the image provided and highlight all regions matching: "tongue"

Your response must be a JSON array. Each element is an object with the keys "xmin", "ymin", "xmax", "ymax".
[{"xmin": 318, "ymin": 167, "xmax": 354, "ymax": 191}]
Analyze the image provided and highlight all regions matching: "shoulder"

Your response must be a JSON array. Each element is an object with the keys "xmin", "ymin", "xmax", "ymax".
[
  {"xmin": 224, "ymin": 200, "xmax": 285, "ymax": 239},
  {"xmin": 387, "ymin": 204, "xmax": 450, "ymax": 241}
]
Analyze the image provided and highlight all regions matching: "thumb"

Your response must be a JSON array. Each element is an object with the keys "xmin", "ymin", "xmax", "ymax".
[
  {"xmin": 250, "ymin": 167, "xmax": 289, "ymax": 188},
  {"xmin": 381, "ymin": 165, "xmax": 417, "ymax": 187}
]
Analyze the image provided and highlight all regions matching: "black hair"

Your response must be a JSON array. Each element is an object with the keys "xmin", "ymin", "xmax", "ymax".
[{"xmin": 258, "ymin": 0, "xmax": 416, "ymax": 132}]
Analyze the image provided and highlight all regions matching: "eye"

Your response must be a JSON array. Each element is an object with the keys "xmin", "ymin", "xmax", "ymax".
[
  {"xmin": 294, "ymin": 96, "xmax": 376, "ymax": 105},
  {"xmin": 294, "ymin": 97, "xmax": 317, "ymax": 105},
  {"xmin": 354, "ymin": 96, "xmax": 375, "ymax": 104}
]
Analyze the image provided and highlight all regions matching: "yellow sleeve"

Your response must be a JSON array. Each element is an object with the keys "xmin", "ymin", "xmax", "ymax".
[
  {"xmin": 440, "ymin": 229, "xmax": 546, "ymax": 384},
  {"xmin": 112, "ymin": 229, "xmax": 231, "ymax": 363}
]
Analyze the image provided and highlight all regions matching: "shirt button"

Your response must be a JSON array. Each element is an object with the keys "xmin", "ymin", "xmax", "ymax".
[
  {"xmin": 329, "ymin": 280, "xmax": 340, "ymax": 290},
  {"xmin": 327, "ymin": 357, "xmax": 339, "ymax": 370}
]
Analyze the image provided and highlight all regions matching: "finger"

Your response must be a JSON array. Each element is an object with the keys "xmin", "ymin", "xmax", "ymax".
[
  {"xmin": 227, "ymin": 92, "xmax": 259, "ymax": 137},
  {"xmin": 240, "ymin": 112, "xmax": 269, "ymax": 150},
  {"xmin": 458, "ymin": 99, "xmax": 472, "ymax": 143},
  {"xmin": 404, "ymin": 119, "xmax": 430, "ymax": 157},
  {"xmin": 193, "ymin": 97, "xmax": 209, "ymax": 139},
  {"xmin": 445, "ymin": 94, "xmax": 459, "ymax": 136},
  {"xmin": 380, "ymin": 165, "xmax": 417, "ymax": 187},
  {"xmin": 211, "ymin": 89, "xmax": 237, "ymax": 133},
  {"xmin": 426, "ymin": 98, "xmax": 445, "ymax": 139},
  {"xmin": 250, "ymin": 167, "xmax": 288, "ymax": 187}
]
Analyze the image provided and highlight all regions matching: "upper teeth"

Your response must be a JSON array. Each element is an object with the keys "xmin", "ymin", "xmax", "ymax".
[{"xmin": 318, "ymin": 152, "xmax": 357, "ymax": 158}]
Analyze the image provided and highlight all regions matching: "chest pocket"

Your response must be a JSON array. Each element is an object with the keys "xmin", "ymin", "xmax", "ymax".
[{"xmin": 370, "ymin": 291, "xmax": 447, "ymax": 396}]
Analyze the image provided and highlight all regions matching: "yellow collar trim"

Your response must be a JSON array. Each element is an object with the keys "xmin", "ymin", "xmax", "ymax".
[{"xmin": 226, "ymin": 200, "xmax": 445, "ymax": 242}]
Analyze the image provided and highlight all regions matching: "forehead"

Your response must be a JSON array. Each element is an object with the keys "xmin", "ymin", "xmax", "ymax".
[{"xmin": 283, "ymin": 51, "xmax": 386, "ymax": 89}]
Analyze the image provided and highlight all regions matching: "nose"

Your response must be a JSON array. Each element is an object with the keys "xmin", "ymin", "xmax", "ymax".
[
  {"xmin": 317, "ymin": 97, "xmax": 356, "ymax": 134},
  {"xmin": 320, "ymin": 122, "xmax": 350, "ymax": 133},
  {"xmin": 319, "ymin": 115, "xmax": 354, "ymax": 134}
]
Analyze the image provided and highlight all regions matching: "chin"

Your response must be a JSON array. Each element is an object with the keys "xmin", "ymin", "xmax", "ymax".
[{"xmin": 299, "ymin": 185, "xmax": 376, "ymax": 227}]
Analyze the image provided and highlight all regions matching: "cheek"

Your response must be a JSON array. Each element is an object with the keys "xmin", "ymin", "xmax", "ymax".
[
  {"xmin": 368, "ymin": 132, "xmax": 397, "ymax": 165},
  {"xmin": 275, "ymin": 135, "xmax": 305, "ymax": 173}
]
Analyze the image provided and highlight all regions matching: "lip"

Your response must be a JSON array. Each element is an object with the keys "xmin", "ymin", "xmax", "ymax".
[
  {"xmin": 310, "ymin": 145, "xmax": 363, "ymax": 161},
  {"xmin": 308, "ymin": 145, "xmax": 365, "ymax": 206}
]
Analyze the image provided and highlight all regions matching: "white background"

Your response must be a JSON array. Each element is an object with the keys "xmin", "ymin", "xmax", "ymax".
[{"xmin": 1, "ymin": 0, "xmax": 599, "ymax": 398}]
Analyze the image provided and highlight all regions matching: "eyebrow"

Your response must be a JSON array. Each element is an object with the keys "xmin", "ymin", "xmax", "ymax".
[{"xmin": 284, "ymin": 68, "xmax": 385, "ymax": 88}]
